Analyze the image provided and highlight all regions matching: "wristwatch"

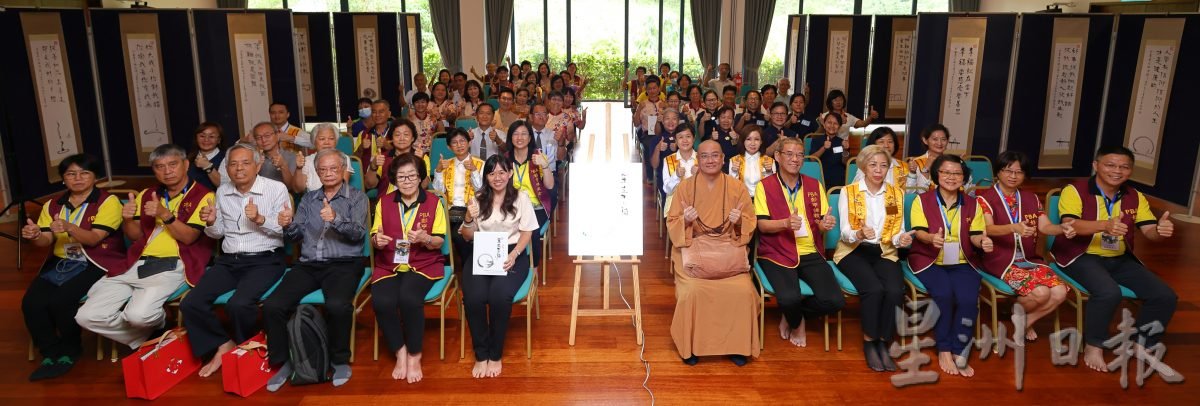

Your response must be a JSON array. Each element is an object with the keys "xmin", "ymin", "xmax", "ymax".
[
  {"xmin": 203, "ymin": 164, "xmax": 216, "ymax": 174},
  {"xmin": 163, "ymin": 215, "xmax": 177, "ymax": 225}
]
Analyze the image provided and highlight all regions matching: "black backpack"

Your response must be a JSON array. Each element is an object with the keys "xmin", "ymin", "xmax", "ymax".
[{"xmin": 287, "ymin": 304, "xmax": 330, "ymax": 385}]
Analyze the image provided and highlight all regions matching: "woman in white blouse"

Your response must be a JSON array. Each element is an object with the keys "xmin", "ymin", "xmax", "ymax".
[
  {"xmin": 293, "ymin": 123, "xmax": 354, "ymax": 193},
  {"xmin": 833, "ymin": 145, "xmax": 915, "ymax": 373},
  {"xmin": 458, "ymin": 155, "xmax": 538, "ymax": 379},
  {"xmin": 728, "ymin": 125, "xmax": 775, "ymax": 197}
]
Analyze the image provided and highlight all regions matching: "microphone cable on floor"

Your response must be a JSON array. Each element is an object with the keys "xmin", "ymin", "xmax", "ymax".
[{"xmin": 611, "ymin": 261, "xmax": 654, "ymax": 405}]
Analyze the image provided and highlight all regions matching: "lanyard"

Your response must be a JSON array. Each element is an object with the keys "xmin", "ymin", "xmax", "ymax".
[
  {"xmin": 397, "ymin": 202, "xmax": 418, "ymax": 240},
  {"xmin": 783, "ymin": 176, "xmax": 802, "ymax": 212},
  {"xmin": 936, "ymin": 192, "xmax": 960, "ymax": 239},
  {"xmin": 63, "ymin": 203, "xmax": 89, "ymax": 225},
  {"xmin": 1097, "ymin": 184, "xmax": 1117, "ymax": 217},
  {"xmin": 515, "ymin": 161, "xmax": 528, "ymax": 187},
  {"xmin": 162, "ymin": 183, "xmax": 190, "ymax": 214},
  {"xmin": 994, "ymin": 185, "xmax": 1021, "ymax": 225}
]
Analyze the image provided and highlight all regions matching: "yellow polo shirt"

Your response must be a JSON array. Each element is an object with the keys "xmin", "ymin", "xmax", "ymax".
[
  {"xmin": 38, "ymin": 193, "xmax": 122, "ymax": 259},
  {"xmin": 754, "ymin": 179, "xmax": 828, "ymax": 256},
  {"xmin": 133, "ymin": 188, "xmax": 213, "ymax": 258},
  {"xmin": 909, "ymin": 196, "xmax": 985, "ymax": 265},
  {"xmin": 1059, "ymin": 183, "xmax": 1156, "ymax": 257}
]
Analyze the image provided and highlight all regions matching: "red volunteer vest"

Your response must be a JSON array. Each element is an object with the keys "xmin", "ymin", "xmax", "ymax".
[
  {"xmin": 46, "ymin": 189, "xmax": 127, "ymax": 276},
  {"xmin": 908, "ymin": 190, "xmax": 981, "ymax": 273},
  {"xmin": 756, "ymin": 173, "xmax": 825, "ymax": 267},
  {"xmin": 372, "ymin": 190, "xmax": 445, "ymax": 282},
  {"xmin": 1050, "ymin": 178, "xmax": 1141, "ymax": 267},
  {"xmin": 124, "ymin": 181, "xmax": 214, "ymax": 286},
  {"xmin": 977, "ymin": 187, "xmax": 1045, "ymax": 278}
]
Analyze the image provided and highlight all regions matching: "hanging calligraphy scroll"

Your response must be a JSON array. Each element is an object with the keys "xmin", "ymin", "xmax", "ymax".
[
  {"xmin": 227, "ymin": 13, "xmax": 272, "ymax": 136},
  {"xmin": 119, "ymin": 13, "xmax": 170, "ymax": 166},
  {"xmin": 1124, "ymin": 18, "xmax": 1184, "ymax": 186},
  {"xmin": 22, "ymin": 13, "xmax": 82, "ymax": 183},
  {"xmin": 825, "ymin": 18, "xmax": 852, "ymax": 96},
  {"xmin": 1038, "ymin": 18, "xmax": 1089, "ymax": 169},
  {"xmin": 403, "ymin": 14, "xmax": 421, "ymax": 84},
  {"xmin": 354, "ymin": 15, "xmax": 380, "ymax": 100},
  {"xmin": 886, "ymin": 18, "xmax": 915, "ymax": 119},
  {"xmin": 293, "ymin": 15, "xmax": 316, "ymax": 117},
  {"xmin": 939, "ymin": 17, "xmax": 987, "ymax": 156}
]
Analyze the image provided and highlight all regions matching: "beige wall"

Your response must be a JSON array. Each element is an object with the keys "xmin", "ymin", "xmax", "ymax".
[
  {"xmin": 461, "ymin": 0, "xmax": 487, "ymax": 71},
  {"xmin": 980, "ymin": 0, "xmax": 1095, "ymax": 13}
]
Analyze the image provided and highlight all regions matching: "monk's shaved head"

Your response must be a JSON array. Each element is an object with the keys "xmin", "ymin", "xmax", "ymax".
[
  {"xmin": 697, "ymin": 140, "xmax": 724, "ymax": 176},
  {"xmin": 698, "ymin": 140, "xmax": 721, "ymax": 154}
]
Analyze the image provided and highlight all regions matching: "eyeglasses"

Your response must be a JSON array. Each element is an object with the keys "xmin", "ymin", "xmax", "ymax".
[
  {"xmin": 698, "ymin": 153, "xmax": 723, "ymax": 161},
  {"xmin": 395, "ymin": 174, "xmax": 421, "ymax": 182},
  {"xmin": 1000, "ymin": 168, "xmax": 1025, "ymax": 177},
  {"xmin": 937, "ymin": 170, "xmax": 965, "ymax": 178},
  {"xmin": 62, "ymin": 170, "xmax": 94, "ymax": 179},
  {"xmin": 317, "ymin": 166, "xmax": 343, "ymax": 175},
  {"xmin": 778, "ymin": 152, "xmax": 805, "ymax": 160}
]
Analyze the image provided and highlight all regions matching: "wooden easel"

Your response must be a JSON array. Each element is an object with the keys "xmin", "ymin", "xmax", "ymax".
[{"xmin": 568, "ymin": 256, "xmax": 643, "ymax": 345}]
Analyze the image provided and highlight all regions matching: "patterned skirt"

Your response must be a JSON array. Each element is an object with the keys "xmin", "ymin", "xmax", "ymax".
[{"xmin": 1003, "ymin": 261, "xmax": 1068, "ymax": 296}]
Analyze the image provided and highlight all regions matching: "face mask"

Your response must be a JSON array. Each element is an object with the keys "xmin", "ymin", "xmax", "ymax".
[{"xmin": 358, "ymin": 107, "xmax": 371, "ymax": 118}]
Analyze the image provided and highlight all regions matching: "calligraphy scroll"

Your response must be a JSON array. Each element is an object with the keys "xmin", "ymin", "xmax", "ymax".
[
  {"xmin": 22, "ymin": 13, "xmax": 82, "ymax": 183},
  {"xmin": 785, "ymin": 15, "xmax": 804, "ymax": 84},
  {"xmin": 1124, "ymin": 18, "xmax": 1184, "ymax": 186},
  {"xmin": 293, "ymin": 15, "xmax": 315, "ymax": 117},
  {"xmin": 227, "ymin": 13, "xmax": 272, "ymax": 136},
  {"xmin": 825, "ymin": 18, "xmax": 852, "ymax": 96},
  {"xmin": 939, "ymin": 17, "xmax": 987, "ymax": 156},
  {"xmin": 886, "ymin": 18, "xmax": 916, "ymax": 118},
  {"xmin": 120, "ymin": 13, "xmax": 170, "ymax": 166},
  {"xmin": 1038, "ymin": 18, "xmax": 1089, "ymax": 169},
  {"xmin": 354, "ymin": 15, "xmax": 380, "ymax": 100},
  {"xmin": 404, "ymin": 14, "xmax": 421, "ymax": 85}
]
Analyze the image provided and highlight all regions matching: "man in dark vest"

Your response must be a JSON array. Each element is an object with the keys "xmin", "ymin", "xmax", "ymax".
[
  {"xmin": 75, "ymin": 144, "xmax": 213, "ymax": 350},
  {"xmin": 1052, "ymin": 146, "xmax": 1176, "ymax": 373}
]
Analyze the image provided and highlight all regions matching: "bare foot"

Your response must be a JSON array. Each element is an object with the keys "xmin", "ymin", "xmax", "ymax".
[
  {"xmin": 471, "ymin": 361, "xmax": 488, "ymax": 378},
  {"xmin": 779, "ymin": 317, "xmax": 791, "ymax": 341},
  {"xmin": 1083, "ymin": 345, "xmax": 1108, "ymax": 372},
  {"xmin": 937, "ymin": 352, "xmax": 960, "ymax": 376},
  {"xmin": 391, "ymin": 346, "xmax": 409, "ymax": 380},
  {"xmin": 406, "ymin": 353, "xmax": 424, "ymax": 384},
  {"xmin": 789, "ymin": 318, "xmax": 807, "ymax": 347},
  {"xmin": 486, "ymin": 360, "xmax": 503, "ymax": 378},
  {"xmin": 955, "ymin": 355, "xmax": 975, "ymax": 377},
  {"xmin": 199, "ymin": 341, "xmax": 235, "ymax": 377}
]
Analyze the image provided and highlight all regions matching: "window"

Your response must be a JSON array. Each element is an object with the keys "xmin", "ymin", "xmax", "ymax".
[
  {"xmin": 682, "ymin": 0, "xmax": 703, "ymax": 85},
  {"xmin": 759, "ymin": 0, "xmax": 800, "ymax": 89},
  {"xmin": 402, "ymin": 0, "xmax": 443, "ymax": 74},
  {"xmin": 862, "ymin": 0, "xmax": 914, "ymax": 14},
  {"xmin": 348, "ymin": 0, "xmax": 401, "ymax": 12},
  {"xmin": 627, "ymin": 0, "xmax": 659, "ymax": 95},
  {"xmin": 917, "ymin": 0, "xmax": 949, "ymax": 12},
  {"xmin": 248, "ymin": 0, "xmax": 285, "ymax": 8},
  {"xmin": 662, "ymin": 0, "xmax": 683, "ymax": 77},
  {"xmin": 571, "ymin": 0, "xmax": 625, "ymax": 100},
  {"xmin": 804, "ymin": 0, "xmax": 855, "ymax": 14},
  {"xmin": 547, "ymin": 0, "xmax": 569, "ymax": 65},
  {"xmin": 514, "ymin": 0, "xmax": 546, "ymax": 64}
]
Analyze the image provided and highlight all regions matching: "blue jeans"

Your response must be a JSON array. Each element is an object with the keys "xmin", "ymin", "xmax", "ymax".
[{"xmin": 915, "ymin": 263, "xmax": 981, "ymax": 354}]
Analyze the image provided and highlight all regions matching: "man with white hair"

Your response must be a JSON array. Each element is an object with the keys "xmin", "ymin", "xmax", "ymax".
[
  {"xmin": 185, "ymin": 142, "xmax": 292, "ymax": 377},
  {"xmin": 75, "ymin": 144, "xmax": 215, "ymax": 349}
]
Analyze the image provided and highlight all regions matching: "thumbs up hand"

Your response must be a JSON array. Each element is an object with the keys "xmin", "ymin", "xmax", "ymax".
[
  {"xmin": 373, "ymin": 233, "xmax": 394, "ymax": 249},
  {"xmin": 1014, "ymin": 221, "xmax": 1036, "ymax": 238},
  {"xmin": 859, "ymin": 225, "xmax": 877, "ymax": 241},
  {"xmin": 682, "ymin": 205, "xmax": 699, "ymax": 224},
  {"xmin": 373, "ymin": 153, "xmax": 386, "ymax": 170},
  {"xmin": 320, "ymin": 197, "xmax": 335, "ymax": 222},
  {"xmin": 787, "ymin": 207, "xmax": 804, "ymax": 231},
  {"xmin": 898, "ymin": 230, "xmax": 916, "ymax": 247},
  {"xmin": 295, "ymin": 152, "xmax": 307, "ymax": 169},
  {"xmin": 245, "ymin": 197, "xmax": 262, "ymax": 225},
  {"xmin": 122, "ymin": 192, "xmax": 138, "ymax": 220},
  {"xmin": 143, "ymin": 191, "xmax": 161, "ymax": 220},
  {"xmin": 49, "ymin": 218, "xmax": 67, "ymax": 234},
  {"xmin": 200, "ymin": 196, "xmax": 217, "ymax": 226},
  {"xmin": 979, "ymin": 235, "xmax": 995, "ymax": 253},
  {"xmin": 1106, "ymin": 215, "xmax": 1128, "ymax": 236},
  {"xmin": 278, "ymin": 200, "xmax": 294, "ymax": 228},
  {"xmin": 728, "ymin": 208, "xmax": 742, "ymax": 225},
  {"xmin": 1157, "ymin": 211, "xmax": 1174, "ymax": 238},
  {"xmin": 868, "ymin": 105, "xmax": 879, "ymax": 120},
  {"xmin": 21, "ymin": 219, "xmax": 41, "ymax": 240},
  {"xmin": 437, "ymin": 157, "xmax": 451, "ymax": 172},
  {"xmin": 1060, "ymin": 217, "xmax": 1077, "ymax": 239},
  {"xmin": 931, "ymin": 231, "xmax": 945, "ymax": 249},
  {"xmin": 464, "ymin": 158, "xmax": 477, "ymax": 172},
  {"xmin": 819, "ymin": 214, "xmax": 836, "ymax": 232},
  {"xmin": 466, "ymin": 194, "xmax": 481, "ymax": 221}
]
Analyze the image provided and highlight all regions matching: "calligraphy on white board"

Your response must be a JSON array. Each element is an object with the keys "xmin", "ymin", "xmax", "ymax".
[
  {"xmin": 234, "ymin": 34, "xmax": 271, "ymax": 135},
  {"xmin": 127, "ymin": 37, "xmax": 170, "ymax": 156},
  {"xmin": 568, "ymin": 163, "xmax": 644, "ymax": 256},
  {"xmin": 940, "ymin": 38, "xmax": 980, "ymax": 155},
  {"xmin": 29, "ymin": 35, "xmax": 80, "ymax": 166}
]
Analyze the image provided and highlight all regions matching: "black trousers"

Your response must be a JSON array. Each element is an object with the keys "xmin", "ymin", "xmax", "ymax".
[
  {"xmin": 449, "ymin": 206, "xmax": 470, "ymax": 273},
  {"xmin": 758, "ymin": 253, "xmax": 846, "ymax": 329},
  {"xmin": 181, "ymin": 253, "xmax": 285, "ymax": 358},
  {"xmin": 262, "ymin": 260, "xmax": 362, "ymax": 366},
  {"xmin": 836, "ymin": 244, "xmax": 904, "ymax": 341},
  {"xmin": 22, "ymin": 258, "xmax": 105, "ymax": 359},
  {"xmin": 463, "ymin": 245, "xmax": 530, "ymax": 361},
  {"xmin": 1061, "ymin": 253, "xmax": 1178, "ymax": 347},
  {"xmin": 371, "ymin": 271, "xmax": 436, "ymax": 354},
  {"xmin": 531, "ymin": 207, "xmax": 548, "ymax": 266}
]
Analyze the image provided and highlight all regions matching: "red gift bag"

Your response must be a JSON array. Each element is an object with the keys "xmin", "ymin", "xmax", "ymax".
[
  {"xmin": 221, "ymin": 332, "xmax": 275, "ymax": 397},
  {"xmin": 123, "ymin": 329, "xmax": 201, "ymax": 400}
]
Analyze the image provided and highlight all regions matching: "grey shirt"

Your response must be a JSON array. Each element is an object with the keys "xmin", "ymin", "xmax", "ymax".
[{"xmin": 284, "ymin": 183, "xmax": 369, "ymax": 262}]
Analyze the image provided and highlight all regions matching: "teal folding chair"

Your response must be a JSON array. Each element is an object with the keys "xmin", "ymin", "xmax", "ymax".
[
  {"xmin": 750, "ymin": 241, "xmax": 830, "ymax": 351},
  {"xmin": 336, "ymin": 136, "xmax": 355, "ymax": 156},
  {"xmin": 845, "ymin": 158, "xmax": 858, "ymax": 186},
  {"xmin": 348, "ymin": 156, "xmax": 365, "ymax": 191},
  {"xmin": 455, "ymin": 118, "xmax": 479, "ymax": 131},
  {"xmin": 800, "ymin": 157, "xmax": 824, "ymax": 185},
  {"xmin": 823, "ymin": 186, "xmax": 848, "ymax": 351},
  {"xmin": 430, "ymin": 138, "xmax": 454, "ymax": 166},
  {"xmin": 1043, "ymin": 188, "xmax": 1139, "ymax": 348},
  {"xmin": 486, "ymin": 99, "xmax": 500, "ymax": 112},
  {"xmin": 965, "ymin": 155, "xmax": 994, "ymax": 192},
  {"xmin": 539, "ymin": 216, "xmax": 551, "ymax": 285},
  {"xmin": 461, "ymin": 244, "xmax": 539, "ymax": 359}
]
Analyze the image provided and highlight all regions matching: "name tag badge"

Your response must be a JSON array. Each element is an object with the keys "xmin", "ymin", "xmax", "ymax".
[
  {"xmin": 393, "ymin": 239, "xmax": 411, "ymax": 265},
  {"xmin": 756, "ymin": 119, "xmax": 765, "ymax": 126},
  {"xmin": 832, "ymin": 146, "xmax": 844, "ymax": 154},
  {"xmin": 63, "ymin": 243, "xmax": 85, "ymax": 262},
  {"xmin": 886, "ymin": 204, "xmax": 898, "ymax": 215},
  {"xmin": 942, "ymin": 241, "xmax": 961, "ymax": 263},
  {"xmin": 793, "ymin": 215, "xmax": 809, "ymax": 238},
  {"xmin": 801, "ymin": 119, "xmax": 811, "ymax": 126},
  {"xmin": 1101, "ymin": 234, "xmax": 1120, "ymax": 251}
]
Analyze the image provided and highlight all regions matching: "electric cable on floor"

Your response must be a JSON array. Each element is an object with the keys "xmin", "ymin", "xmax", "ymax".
[{"xmin": 611, "ymin": 262, "xmax": 654, "ymax": 405}]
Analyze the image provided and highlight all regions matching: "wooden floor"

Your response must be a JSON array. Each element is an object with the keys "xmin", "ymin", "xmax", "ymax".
[{"xmin": 2, "ymin": 175, "xmax": 1199, "ymax": 404}]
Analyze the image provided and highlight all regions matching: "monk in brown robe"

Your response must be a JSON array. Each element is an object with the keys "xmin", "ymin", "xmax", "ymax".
[{"xmin": 667, "ymin": 140, "xmax": 760, "ymax": 366}]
